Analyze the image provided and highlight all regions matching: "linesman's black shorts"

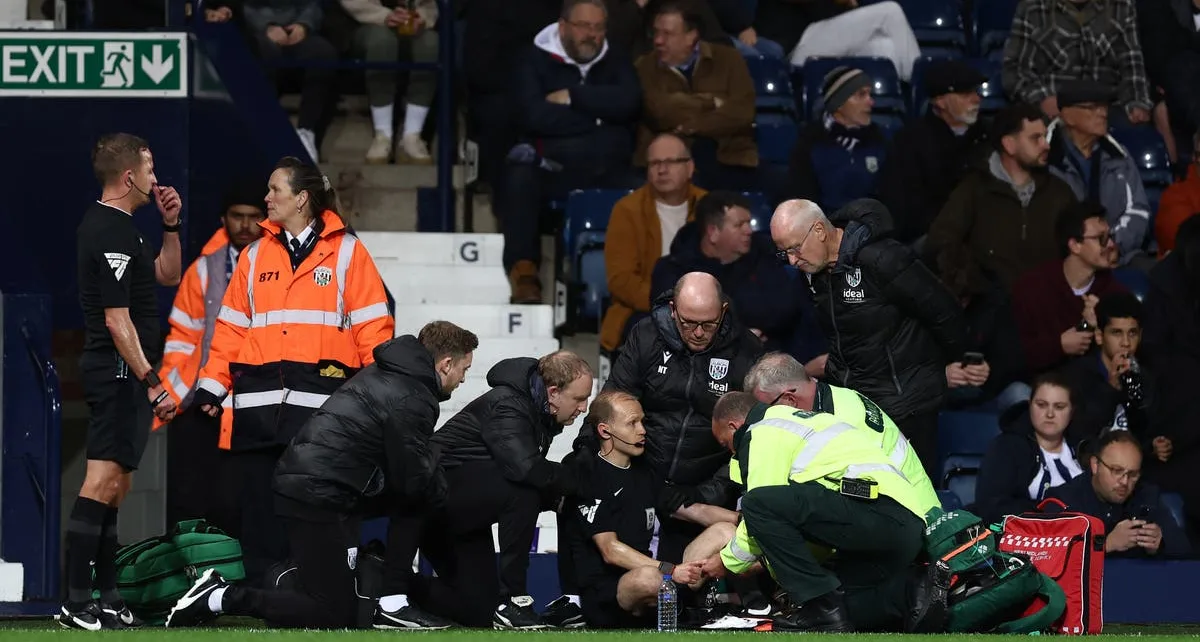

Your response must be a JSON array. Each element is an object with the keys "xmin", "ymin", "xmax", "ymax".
[
  {"xmin": 80, "ymin": 350, "xmax": 151, "ymax": 472},
  {"xmin": 583, "ymin": 576, "xmax": 657, "ymax": 629}
]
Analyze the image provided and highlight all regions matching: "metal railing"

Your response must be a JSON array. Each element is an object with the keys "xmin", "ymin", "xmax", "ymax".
[{"xmin": 19, "ymin": 322, "xmax": 62, "ymax": 600}]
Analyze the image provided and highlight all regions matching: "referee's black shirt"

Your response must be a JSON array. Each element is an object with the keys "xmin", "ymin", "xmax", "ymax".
[
  {"xmin": 77, "ymin": 202, "xmax": 161, "ymax": 362},
  {"xmin": 560, "ymin": 454, "xmax": 659, "ymax": 588}
]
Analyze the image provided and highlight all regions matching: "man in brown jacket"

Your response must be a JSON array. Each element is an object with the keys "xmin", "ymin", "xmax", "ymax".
[
  {"xmin": 926, "ymin": 102, "xmax": 1077, "ymax": 291},
  {"xmin": 601, "ymin": 133, "xmax": 706, "ymax": 353},
  {"xmin": 634, "ymin": 1, "xmax": 758, "ymax": 191}
]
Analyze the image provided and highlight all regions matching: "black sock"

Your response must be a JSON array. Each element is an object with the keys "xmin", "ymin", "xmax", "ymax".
[
  {"xmin": 64, "ymin": 497, "xmax": 108, "ymax": 607},
  {"xmin": 95, "ymin": 507, "xmax": 122, "ymax": 606}
]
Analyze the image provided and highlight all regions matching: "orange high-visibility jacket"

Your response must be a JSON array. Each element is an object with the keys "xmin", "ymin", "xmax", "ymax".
[{"xmin": 196, "ymin": 211, "xmax": 394, "ymax": 451}]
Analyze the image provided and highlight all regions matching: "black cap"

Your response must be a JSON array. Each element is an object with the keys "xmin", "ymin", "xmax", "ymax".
[
  {"xmin": 1056, "ymin": 79, "xmax": 1117, "ymax": 109},
  {"xmin": 924, "ymin": 59, "xmax": 986, "ymax": 98},
  {"xmin": 221, "ymin": 178, "xmax": 266, "ymax": 216}
]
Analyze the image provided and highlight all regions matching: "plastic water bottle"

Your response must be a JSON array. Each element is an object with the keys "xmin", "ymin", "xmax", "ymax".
[{"xmin": 657, "ymin": 574, "xmax": 678, "ymax": 632}]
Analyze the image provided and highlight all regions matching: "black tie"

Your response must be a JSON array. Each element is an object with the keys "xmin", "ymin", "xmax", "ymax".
[{"xmin": 290, "ymin": 238, "xmax": 302, "ymax": 254}]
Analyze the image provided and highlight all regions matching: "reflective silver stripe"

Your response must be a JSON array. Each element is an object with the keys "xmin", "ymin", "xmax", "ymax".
[
  {"xmin": 217, "ymin": 305, "xmax": 252, "ymax": 328},
  {"xmin": 845, "ymin": 463, "xmax": 908, "ymax": 484},
  {"xmin": 196, "ymin": 254, "xmax": 209, "ymax": 293},
  {"xmin": 334, "ymin": 234, "xmax": 356, "ymax": 328},
  {"xmin": 163, "ymin": 340, "xmax": 196, "ymax": 356},
  {"xmin": 348, "ymin": 302, "xmax": 389, "ymax": 326},
  {"xmin": 167, "ymin": 368, "xmax": 190, "ymax": 400},
  {"xmin": 727, "ymin": 537, "xmax": 758, "ymax": 564},
  {"xmin": 244, "ymin": 240, "xmax": 262, "ymax": 322},
  {"xmin": 250, "ymin": 309, "xmax": 346, "ymax": 328},
  {"xmin": 169, "ymin": 306, "xmax": 205, "ymax": 331},
  {"xmin": 197, "ymin": 377, "xmax": 228, "ymax": 398},
  {"xmin": 233, "ymin": 388, "xmax": 330, "ymax": 410},
  {"xmin": 748, "ymin": 418, "xmax": 856, "ymax": 477},
  {"xmin": 889, "ymin": 436, "xmax": 909, "ymax": 468},
  {"xmin": 221, "ymin": 396, "xmax": 233, "ymax": 408}
]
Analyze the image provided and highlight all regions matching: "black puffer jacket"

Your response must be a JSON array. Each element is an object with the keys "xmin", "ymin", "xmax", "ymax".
[
  {"xmin": 602, "ymin": 291, "xmax": 763, "ymax": 501},
  {"xmin": 431, "ymin": 357, "xmax": 578, "ymax": 496},
  {"xmin": 273, "ymin": 336, "xmax": 446, "ymax": 515},
  {"xmin": 812, "ymin": 199, "xmax": 967, "ymax": 418}
]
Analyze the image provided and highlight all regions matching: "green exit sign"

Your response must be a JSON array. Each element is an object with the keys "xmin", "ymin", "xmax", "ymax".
[{"xmin": 0, "ymin": 32, "xmax": 187, "ymax": 98}]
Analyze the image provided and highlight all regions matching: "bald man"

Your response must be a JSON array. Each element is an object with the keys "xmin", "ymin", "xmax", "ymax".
[
  {"xmin": 597, "ymin": 271, "xmax": 762, "ymax": 565},
  {"xmin": 771, "ymin": 198, "xmax": 966, "ymax": 478}
]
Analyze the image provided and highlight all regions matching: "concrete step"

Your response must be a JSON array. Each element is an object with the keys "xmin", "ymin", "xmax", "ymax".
[
  {"xmin": 359, "ymin": 232, "xmax": 504, "ymax": 267},
  {"xmin": 394, "ymin": 304, "xmax": 555, "ymax": 339},
  {"xmin": 379, "ymin": 264, "xmax": 511, "ymax": 304}
]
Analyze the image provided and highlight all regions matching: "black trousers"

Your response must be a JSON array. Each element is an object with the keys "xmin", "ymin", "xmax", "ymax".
[
  {"xmin": 741, "ymin": 482, "xmax": 924, "ymax": 632},
  {"xmin": 224, "ymin": 516, "xmax": 359, "ymax": 629},
  {"xmin": 166, "ymin": 412, "xmax": 236, "ymax": 530},
  {"xmin": 895, "ymin": 411, "xmax": 939, "ymax": 482},
  {"xmin": 223, "ymin": 447, "xmax": 290, "ymax": 585},
  {"xmin": 253, "ymin": 33, "xmax": 337, "ymax": 131},
  {"xmin": 409, "ymin": 461, "xmax": 547, "ymax": 626}
]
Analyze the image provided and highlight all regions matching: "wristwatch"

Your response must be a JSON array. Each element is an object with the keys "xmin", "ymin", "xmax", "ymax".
[{"xmin": 658, "ymin": 561, "xmax": 676, "ymax": 575}]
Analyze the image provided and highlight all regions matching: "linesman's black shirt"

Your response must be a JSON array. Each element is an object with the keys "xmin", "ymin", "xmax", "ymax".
[
  {"xmin": 561, "ymin": 454, "xmax": 659, "ymax": 587},
  {"xmin": 77, "ymin": 202, "xmax": 161, "ymax": 362}
]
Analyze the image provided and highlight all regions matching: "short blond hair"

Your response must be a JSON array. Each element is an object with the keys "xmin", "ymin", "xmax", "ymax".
[{"xmin": 538, "ymin": 350, "xmax": 593, "ymax": 389}]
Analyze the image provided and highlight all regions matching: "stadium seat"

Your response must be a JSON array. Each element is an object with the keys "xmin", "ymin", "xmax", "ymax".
[
  {"xmin": 895, "ymin": 0, "xmax": 967, "ymax": 57},
  {"xmin": 745, "ymin": 56, "xmax": 797, "ymax": 114},
  {"xmin": 972, "ymin": 0, "xmax": 1017, "ymax": 58},
  {"xmin": 800, "ymin": 57, "xmax": 906, "ymax": 119},
  {"xmin": 937, "ymin": 410, "xmax": 1001, "ymax": 477},
  {"xmin": 563, "ymin": 188, "xmax": 630, "ymax": 262},
  {"xmin": 938, "ymin": 489, "xmax": 963, "ymax": 511},
  {"xmin": 1113, "ymin": 267, "xmax": 1150, "ymax": 301},
  {"xmin": 741, "ymin": 191, "xmax": 774, "ymax": 231},
  {"xmin": 942, "ymin": 454, "xmax": 981, "ymax": 506},
  {"xmin": 578, "ymin": 243, "xmax": 608, "ymax": 321},
  {"xmin": 872, "ymin": 113, "xmax": 906, "ymax": 139},
  {"xmin": 1111, "ymin": 125, "xmax": 1173, "ymax": 187},
  {"xmin": 756, "ymin": 114, "xmax": 799, "ymax": 165},
  {"xmin": 1161, "ymin": 492, "xmax": 1187, "ymax": 531}
]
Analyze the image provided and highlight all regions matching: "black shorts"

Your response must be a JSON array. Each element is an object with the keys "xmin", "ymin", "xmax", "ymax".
[
  {"xmin": 80, "ymin": 350, "xmax": 151, "ymax": 471},
  {"xmin": 582, "ymin": 576, "xmax": 656, "ymax": 630}
]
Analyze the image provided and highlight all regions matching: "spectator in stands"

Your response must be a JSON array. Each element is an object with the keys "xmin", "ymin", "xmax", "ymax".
[
  {"xmin": 634, "ymin": 1, "xmax": 758, "ymax": 192},
  {"xmin": 1142, "ymin": 215, "xmax": 1200, "ymax": 531},
  {"xmin": 751, "ymin": 0, "xmax": 920, "ymax": 81},
  {"xmin": 876, "ymin": 60, "xmax": 990, "ymax": 248},
  {"xmin": 1062, "ymin": 292, "xmax": 1171, "ymax": 460},
  {"xmin": 1156, "ymin": 134, "xmax": 1200, "ymax": 257},
  {"xmin": 974, "ymin": 372, "xmax": 1084, "ymax": 525},
  {"xmin": 772, "ymin": 198, "xmax": 967, "ymax": 478},
  {"xmin": 936, "ymin": 245, "xmax": 1026, "ymax": 410},
  {"xmin": 787, "ymin": 66, "xmax": 888, "ymax": 214},
  {"xmin": 1137, "ymin": 0, "xmax": 1200, "ymax": 146},
  {"xmin": 204, "ymin": 1, "xmax": 237, "ymax": 23},
  {"xmin": 500, "ymin": 0, "xmax": 642, "ymax": 304},
  {"xmin": 340, "ymin": 0, "xmax": 439, "ymax": 164},
  {"xmin": 1049, "ymin": 431, "xmax": 1192, "ymax": 558},
  {"xmin": 650, "ymin": 191, "xmax": 829, "ymax": 370},
  {"xmin": 927, "ymin": 103, "xmax": 1076, "ymax": 291},
  {"xmin": 602, "ymin": 272, "xmax": 763, "ymax": 566},
  {"xmin": 605, "ymin": 0, "xmax": 783, "ymax": 59},
  {"xmin": 242, "ymin": 0, "xmax": 338, "ymax": 163},
  {"xmin": 601, "ymin": 134, "xmax": 705, "ymax": 355},
  {"xmin": 1002, "ymin": 0, "xmax": 1152, "ymax": 125},
  {"xmin": 1012, "ymin": 201, "xmax": 1125, "ymax": 377},
  {"xmin": 1046, "ymin": 81, "xmax": 1151, "ymax": 266}
]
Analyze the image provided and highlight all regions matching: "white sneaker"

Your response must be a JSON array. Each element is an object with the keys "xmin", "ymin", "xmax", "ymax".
[
  {"xmin": 398, "ymin": 133, "xmax": 433, "ymax": 165},
  {"xmin": 296, "ymin": 128, "xmax": 319, "ymax": 164},
  {"xmin": 365, "ymin": 132, "xmax": 392, "ymax": 165}
]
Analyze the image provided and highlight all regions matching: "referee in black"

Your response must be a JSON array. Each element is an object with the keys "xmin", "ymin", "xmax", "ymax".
[{"xmin": 62, "ymin": 133, "xmax": 183, "ymax": 630}]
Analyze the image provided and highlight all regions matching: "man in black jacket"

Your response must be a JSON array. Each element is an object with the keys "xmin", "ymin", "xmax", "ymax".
[
  {"xmin": 771, "ymin": 198, "xmax": 967, "ymax": 478},
  {"xmin": 164, "ymin": 322, "xmax": 479, "ymax": 630},
  {"xmin": 421, "ymin": 350, "xmax": 594, "ymax": 629},
  {"xmin": 1137, "ymin": 0, "xmax": 1200, "ymax": 141},
  {"xmin": 604, "ymin": 272, "xmax": 763, "ymax": 564}
]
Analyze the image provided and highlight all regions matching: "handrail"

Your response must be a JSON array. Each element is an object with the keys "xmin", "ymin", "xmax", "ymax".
[{"xmin": 19, "ymin": 322, "xmax": 62, "ymax": 600}]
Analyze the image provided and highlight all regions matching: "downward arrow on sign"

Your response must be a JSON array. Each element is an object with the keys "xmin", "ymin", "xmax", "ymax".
[{"xmin": 141, "ymin": 44, "xmax": 174, "ymax": 84}]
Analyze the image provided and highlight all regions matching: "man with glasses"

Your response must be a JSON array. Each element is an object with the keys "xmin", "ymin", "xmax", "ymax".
[
  {"xmin": 1013, "ymin": 201, "xmax": 1127, "ymax": 376},
  {"xmin": 1048, "ymin": 431, "xmax": 1191, "ymax": 558},
  {"xmin": 600, "ymin": 272, "xmax": 762, "ymax": 568},
  {"xmin": 771, "ymin": 198, "xmax": 966, "ymax": 479}
]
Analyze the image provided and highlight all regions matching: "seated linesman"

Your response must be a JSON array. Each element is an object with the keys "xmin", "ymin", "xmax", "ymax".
[{"xmin": 553, "ymin": 391, "xmax": 736, "ymax": 629}]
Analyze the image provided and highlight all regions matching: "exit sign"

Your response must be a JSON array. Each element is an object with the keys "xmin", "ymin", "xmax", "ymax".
[{"xmin": 0, "ymin": 32, "xmax": 187, "ymax": 97}]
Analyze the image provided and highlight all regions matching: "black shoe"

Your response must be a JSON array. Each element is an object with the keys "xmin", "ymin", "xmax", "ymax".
[
  {"xmin": 98, "ymin": 601, "xmax": 142, "ymax": 629},
  {"xmin": 772, "ymin": 590, "xmax": 855, "ymax": 633},
  {"xmin": 493, "ymin": 595, "xmax": 547, "ymax": 630},
  {"xmin": 373, "ymin": 604, "xmax": 453, "ymax": 630},
  {"xmin": 58, "ymin": 601, "xmax": 103, "ymax": 631},
  {"xmin": 906, "ymin": 561, "xmax": 950, "ymax": 633},
  {"xmin": 541, "ymin": 596, "xmax": 585, "ymax": 629},
  {"xmin": 166, "ymin": 568, "xmax": 228, "ymax": 628},
  {"xmin": 742, "ymin": 591, "xmax": 773, "ymax": 618}
]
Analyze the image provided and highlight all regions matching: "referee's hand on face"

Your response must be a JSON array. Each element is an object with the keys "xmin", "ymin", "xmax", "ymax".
[{"xmin": 154, "ymin": 185, "xmax": 182, "ymax": 224}]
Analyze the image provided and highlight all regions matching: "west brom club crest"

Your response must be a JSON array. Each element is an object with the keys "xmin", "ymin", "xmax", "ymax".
[
  {"xmin": 709, "ymin": 358, "xmax": 729, "ymax": 381},
  {"xmin": 845, "ymin": 268, "xmax": 862, "ymax": 288},
  {"xmin": 313, "ymin": 266, "xmax": 333, "ymax": 287}
]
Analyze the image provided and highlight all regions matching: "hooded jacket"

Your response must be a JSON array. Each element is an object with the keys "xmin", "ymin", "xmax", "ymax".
[
  {"xmin": 273, "ymin": 336, "xmax": 446, "ymax": 516},
  {"xmin": 973, "ymin": 401, "xmax": 1083, "ymax": 525},
  {"xmin": 602, "ymin": 291, "xmax": 764, "ymax": 502},
  {"xmin": 431, "ymin": 357, "xmax": 579, "ymax": 496},
  {"xmin": 812, "ymin": 199, "xmax": 967, "ymax": 418}
]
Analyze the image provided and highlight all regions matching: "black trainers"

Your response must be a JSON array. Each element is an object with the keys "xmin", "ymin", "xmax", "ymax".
[
  {"xmin": 98, "ymin": 601, "xmax": 142, "ymax": 629},
  {"xmin": 541, "ymin": 596, "xmax": 585, "ymax": 629},
  {"xmin": 373, "ymin": 604, "xmax": 453, "ymax": 630},
  {"xmin": 493, "ymin": 595, "xmax": 547, "ymax": 630},
  {"xmin": 58, "ymin": 601, "xmax": 103, "ymax": 631},
  {"xmin": 166, "ymin": 567, "xmax": 229, "ymax": 628}
]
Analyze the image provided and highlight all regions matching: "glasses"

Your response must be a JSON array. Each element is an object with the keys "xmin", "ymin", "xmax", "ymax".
[
  {"xmin": 565, "ymin": 19, "xmax": 605, "ymax": 34},
  {"xmin": 1097, "ymin": 457, "xmax": 1141, "ymax": 482},
  {"xmin": 648, "ymin": 156, "xmax": 691, "ymax": 169},
  {"xmin": 768, "ymin": 388, "xmax": 796, "ymax": 405},
  {"xmin": 776, "ymin": 221, "xmax": 818, "ymax": 263},
  {"xmin": 673, "ymin": 304, "xmax": 724, "ymax": 333},
  {"xmin": 1081, "ymin": 232, "xmax": 1113, "ymax": 247}
]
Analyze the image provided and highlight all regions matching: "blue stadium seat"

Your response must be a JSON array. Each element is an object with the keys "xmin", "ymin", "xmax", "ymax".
[
  {"xmin": 938, "ymin": 489, "xmax": 963, "ymax": 510},
  {"xmin": 741, "ymin": 191, "xmax": 774, "ymax": 231},
  {"xmin": 942, "ymin": 454, "xmax": 981, "ymax": 506},
  {"xmin": 895, "ymin": 0, "xmax": 967, "ymax": 56},
  {"xmin": 578, "ymin": 243, "xmax": 608, "ymax": 321},
  {"xmin": 756, "ymin": 114, "xmax": 799, "ymax": 165},
  {"xmin": 1161, "ymin": 492, "xmax": 1187, "ymax": 531},
  {"xmin": 1113, "ymin": 268, "xmax": 1150, "ymax": 301},
  {"xmin": 745, "ymin": 56, "xmax": 796, "ymax": 114},
  {"xmin": 872, "ymin": 113, "xmax": 906, "ymax": 139},
  {"xmin": 1110, "ymin": 125, "xmax": 1173, "ymax": 187},
  {"xmin": 800, "ymin": 57, "xmax": 906, "ymax": 119},
  {"xmin": 563, "ymin": 188, "xmax": 630, "ymax": 262},
  {"xmin": 972, "ymin": 0, "xmax": 1017, "ymax": 58},
  {"xmin": 937, "ymin": 410, "xmax": 1001, "ymax": 476}
]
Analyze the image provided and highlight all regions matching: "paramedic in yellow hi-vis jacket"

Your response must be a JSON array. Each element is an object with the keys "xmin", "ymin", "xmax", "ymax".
[{"xmin": 681, "ymin": 392, "xmax": 926, "ymax": 633}]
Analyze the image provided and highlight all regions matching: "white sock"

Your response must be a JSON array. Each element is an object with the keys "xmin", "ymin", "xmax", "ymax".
[
  {"xmin": 208, "ymin": 587, "xmax": 227, "ymax": 613},
  {"xmin": 402, "ymin": 103, "xmax": 430, "ymax": 137},
  {"xmin": 379, "ymin": 594, "xmax": 409, "ymax": 611},
  {"xmin": 566, "ymin": 594, "xmax": 581, "ymax": 607},
  {"xmin": 370, "ymin": 104, "xmax": 394, "ymax": 136}
]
